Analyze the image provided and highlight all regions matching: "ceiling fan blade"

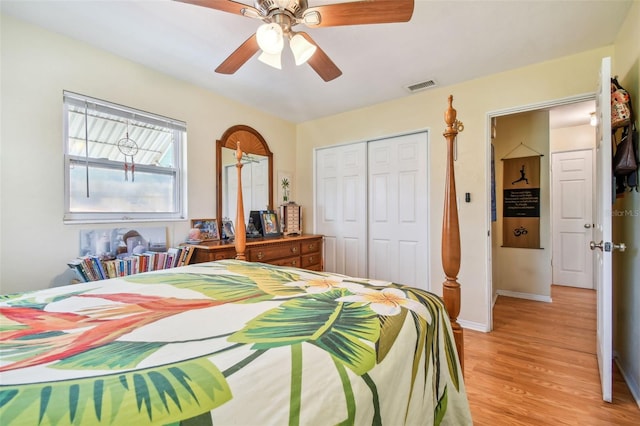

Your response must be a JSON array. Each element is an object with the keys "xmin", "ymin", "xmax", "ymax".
[
  {"xmin": 304, "ymin": 0, "xmax": 414, "ymax": 27},
  {"xmin": 215, "ymin": 33, "xmax": 260, "ymax": 74},
  {"xmin": 174, "ymin": 0, "xmax": 260, "ymax": 17},
  {"xmin": 299, "ymin": 32, "xmax": 342, "ymax": 82}
]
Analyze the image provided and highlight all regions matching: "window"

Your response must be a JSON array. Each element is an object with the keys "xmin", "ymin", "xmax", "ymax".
[{"xmin": 63, "ymin": 91, "xmax": 186, "ymax": 223}]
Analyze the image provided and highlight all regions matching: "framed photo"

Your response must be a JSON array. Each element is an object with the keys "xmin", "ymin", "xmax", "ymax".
[
  {"xmin": 260, "ymin": 211, "xmax": 281, "ymax": 238},
  {"xmin": 190, "ymin": 219, "xmax": 220, "ymax": 241},
  {"xmin": 222, "ymin": 219, "xmax": 235, "ymax": 240}
]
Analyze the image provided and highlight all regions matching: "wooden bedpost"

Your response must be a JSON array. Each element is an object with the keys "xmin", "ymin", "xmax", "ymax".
[
  {"xmin": 442, "ymin": 95, "xmax": 464, "ymax": 373},
  {"xmin": 235, "ymin": 142, "xmax": 247, "ymax": 260}
]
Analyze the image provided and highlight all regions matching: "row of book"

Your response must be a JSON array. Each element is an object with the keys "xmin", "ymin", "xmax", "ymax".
[{"xmin": 68, "ymin": 246, "xmax": 194, "ymax": 282}]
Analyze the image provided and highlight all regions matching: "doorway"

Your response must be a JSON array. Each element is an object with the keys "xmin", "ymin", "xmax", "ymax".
[
  {"xmin": 486, "ymin": 95, "xmax": 596, "ymax": 330},
  {"xmin": 551, "ymin": 149, "xmax": 594, "ymax": 289}
]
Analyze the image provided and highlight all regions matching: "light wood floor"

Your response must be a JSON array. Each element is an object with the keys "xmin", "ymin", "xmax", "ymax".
[{"xmin": 464, "ymin": 285, "xmax": 640, "ymax": 425}]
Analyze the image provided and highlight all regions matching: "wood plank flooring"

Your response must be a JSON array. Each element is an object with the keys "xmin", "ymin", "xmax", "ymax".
[{"xmin": 464, "ymin": 285, "xmax": 640, "ymax": 425}]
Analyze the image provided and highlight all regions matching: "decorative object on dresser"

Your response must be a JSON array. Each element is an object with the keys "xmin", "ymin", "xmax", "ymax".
[
  {"xmin": 249, "ymin": 210, "xmax": 282, "ymax": 238},
  {"xmin": 221, "ymin": 218, "xmax": 235, "ymax": 240},
  {"xmin": 190, "ymin": 218, "xmax": 220, "ymax": 242},
  {"xmin": 280, "ymin": 202, "xmax": 302, "ymax": 236}
]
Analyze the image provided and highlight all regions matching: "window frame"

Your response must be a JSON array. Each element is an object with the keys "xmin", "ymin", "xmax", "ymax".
[{"xmin": 63, "ymin": 91, "xmax": 187, "ymax": 224}]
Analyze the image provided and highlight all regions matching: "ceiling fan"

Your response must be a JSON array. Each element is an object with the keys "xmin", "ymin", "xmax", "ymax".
[{"xmin": 176, "ymin": 0, "xmax": 415, "ymax": 81}]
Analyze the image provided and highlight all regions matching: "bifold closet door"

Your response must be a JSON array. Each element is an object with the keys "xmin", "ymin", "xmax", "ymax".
[
  {"xmin": 368, "ymin": 133, "xmax": 428, "ymax": 289},
  {"xmin": 315, "ymin": 143, "xmax": 367, "ymax": 277}
]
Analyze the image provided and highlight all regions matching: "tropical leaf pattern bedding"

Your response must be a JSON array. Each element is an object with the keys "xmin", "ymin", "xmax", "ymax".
[{"xmin": 0, "ymin": 260, "xmax": 472, "ymax": 425}]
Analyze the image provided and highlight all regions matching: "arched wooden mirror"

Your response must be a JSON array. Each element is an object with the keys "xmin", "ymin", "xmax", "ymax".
[{"xmin": 216, "ymin": 125, "xmax": 273, "ymax": 232}]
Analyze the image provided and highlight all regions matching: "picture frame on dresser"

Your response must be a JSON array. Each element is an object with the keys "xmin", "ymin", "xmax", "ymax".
[
  {"xmin": 190, "ymin": 219, "xmax": 219, "ymax": 241},
  {"xmin": 221, "ymin": 219, "xmax": 235, "ymax": 240},
  {"xmin": 260, "ymin": 211, "xmax": 281, "ymax": 238}
]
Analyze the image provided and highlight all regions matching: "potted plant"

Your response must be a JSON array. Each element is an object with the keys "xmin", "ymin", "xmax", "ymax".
[{"xmin": 281, "ymin": 178, "xmax": 290, "ymax": 203}]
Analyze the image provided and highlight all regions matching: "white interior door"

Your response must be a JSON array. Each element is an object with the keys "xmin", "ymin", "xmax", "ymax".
[
  {"xmin": 315, "ymin": 143, "xmax": 367, "ymax": 277},
  {"xmin": 593, "ymin": 56, "xmax": 613, "ymax": 403},
  {"xmin": 552, "ymin": 149, "xmax": 594, "ymax": 288},
  {"xmin": 368, "ymin": 133, "xmax": 428, "ymax": 289}
]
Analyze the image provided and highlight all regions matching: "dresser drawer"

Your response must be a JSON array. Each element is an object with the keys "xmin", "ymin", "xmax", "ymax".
[
  {"xmin": 214, "ymin": 249, "xmax": 236, "ymax": 261},
  {"xmin": 301, "ymin": 253, "xmax": 320, "ymax": 269},
  {"xmin": 191, "ymin": 250, "xmax": 215, "ymax": 264},
  {"xmin": 248, "ymin": 243, "xmax": 301, "ymax": 262},
  {"xmin": 270, "ymin": 256, "xmax": 301, "ymax": 269},
  {"xmin": 300, "ymin": 238, "xmax": 321, "ymax": 255}
]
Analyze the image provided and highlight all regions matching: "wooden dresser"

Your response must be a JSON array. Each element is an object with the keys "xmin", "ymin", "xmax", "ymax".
[{"xmin": 188, "ymin": 234, "xmax": 323, "ymax": 271}]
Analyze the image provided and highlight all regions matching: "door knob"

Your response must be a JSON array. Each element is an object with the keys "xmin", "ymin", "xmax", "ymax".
[
  {"xmin": 584, "ymin": 223, "xmax": 592, "ymax": 228},
  {"xmin": 590, "ymin": 241, "xmax": 626, "ymax": 252}
]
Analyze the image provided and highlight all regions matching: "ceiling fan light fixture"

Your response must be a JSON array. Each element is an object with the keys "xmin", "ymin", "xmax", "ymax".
[
  {"xmin": 290, "ymin": 33, "xmax": 317, "ymax": 65},
  {"xmin": 256, "ymin": 22, "xmax": 284, "ymax": 54},
  {"xmin": 258, "ymin": 50, "xmax": 282, "ymax": 69}
]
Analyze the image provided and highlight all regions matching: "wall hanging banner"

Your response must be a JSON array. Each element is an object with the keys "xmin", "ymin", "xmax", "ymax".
[{"xmin": 502, "ymin": 155, "xmax": 541, "ymax": 248}]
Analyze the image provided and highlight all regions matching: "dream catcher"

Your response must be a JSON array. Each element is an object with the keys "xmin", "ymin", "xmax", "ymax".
[{"xmin": 117, "ymin": 121, "xmax": 139, "ymax": 182}]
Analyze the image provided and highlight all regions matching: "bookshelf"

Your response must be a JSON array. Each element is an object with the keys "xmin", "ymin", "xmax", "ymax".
[{"xmin": 67, "ymin": 245, "xmax": 195, "ymax": 282}]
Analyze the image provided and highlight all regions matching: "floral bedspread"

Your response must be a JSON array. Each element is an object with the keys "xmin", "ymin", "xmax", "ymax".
[{"xmin": 0, "ymin": 260, "xmax": 471, "ymax": 425}]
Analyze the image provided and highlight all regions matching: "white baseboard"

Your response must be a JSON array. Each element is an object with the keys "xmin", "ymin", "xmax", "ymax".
[
  {"xmin": 496, "ymin": 289, "xmax": 552, "ymax": 303},
  {"xmin": 492, "ymin": 292, "xmax": 498, "ymax": 308},
  {"xmin": 614, "ymin": 351, "xmax": 640, "ymax": 409},
  {"xmin": 459, "ymin": 318, "xmax": 490, "ymax": 333}
]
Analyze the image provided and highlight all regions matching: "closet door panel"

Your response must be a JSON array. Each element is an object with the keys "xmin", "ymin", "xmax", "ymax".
[
  {"xmin": 323, "ymin": 235, "xmax": 337, "ymax": 273},
  {"xmin": 315, "ymin": 142, "xmax": 367, "ymax": 277},
  {"xmin": 370, "ymin": 238, "xmax": 391, "ymax": 282},
  {"xmin": 368, "ymin": 133, "xmax": 428, "ymax": 289}
]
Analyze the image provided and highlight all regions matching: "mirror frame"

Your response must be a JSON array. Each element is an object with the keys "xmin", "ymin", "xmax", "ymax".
[{"xmin": 216, "ymin": 125, "xmax": 273, "ymax": 232}]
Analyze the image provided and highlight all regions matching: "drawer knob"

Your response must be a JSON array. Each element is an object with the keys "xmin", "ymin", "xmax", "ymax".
[
  {"xmin": 292, "ymin": 260, "xmax": 297, "ymax": 266},
  {"xmin": 257, "ymin": 252, "xmax": 264, "ymax": 260},
  {"xmin": 291, "ymin": 246, "xmax": 298, "ymax": 253},
  {"xmin": 309, "ymin": 257, "xmax": 314, "ymax": 263},
  {"xmin": 308, "ymin": 244, "xmax": 315, "ymax": 250}
]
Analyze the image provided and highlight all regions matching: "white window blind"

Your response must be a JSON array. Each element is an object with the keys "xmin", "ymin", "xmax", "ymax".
[{"xmin": 63, "ymin": 91, "xmax": 186, "ymax": 223}]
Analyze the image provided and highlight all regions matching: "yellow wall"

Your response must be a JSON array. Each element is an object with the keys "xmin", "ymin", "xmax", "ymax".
[
  {"xmin": 297, "ymin": 46, "xmax": 613, "ymax": 328},
  {"xmin": 0, "ymin": 15, "xmax": 296, "ymax": 294}
]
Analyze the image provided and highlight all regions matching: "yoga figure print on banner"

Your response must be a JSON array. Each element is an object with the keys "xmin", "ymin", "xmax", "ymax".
[{"xmin": 502, "ymin": 155, "xmax": 541, "ymax": 249}]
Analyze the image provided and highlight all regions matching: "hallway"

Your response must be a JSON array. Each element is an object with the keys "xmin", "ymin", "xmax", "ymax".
[{"xmin": 464, "ymin": 285, "xmax": 640, "ymax": 425}]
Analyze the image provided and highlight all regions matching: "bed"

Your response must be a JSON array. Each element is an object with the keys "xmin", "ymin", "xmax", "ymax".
[{"xmin": 0, "ymin": 97, "xmax": 471, "ymax": 425}]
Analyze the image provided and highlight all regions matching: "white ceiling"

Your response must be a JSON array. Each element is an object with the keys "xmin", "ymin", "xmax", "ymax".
[{"xmin": 0, "ymin": 0, "xmax": 632, "ymax": 124}]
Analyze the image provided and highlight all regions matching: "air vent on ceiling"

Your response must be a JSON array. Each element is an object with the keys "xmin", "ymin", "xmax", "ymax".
[{"xmin": 404, "ymin": 79, "xmax": 437, "ymax": 93}]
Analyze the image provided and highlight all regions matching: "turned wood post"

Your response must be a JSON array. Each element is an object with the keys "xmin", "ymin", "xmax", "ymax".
[
  {"xmin": 442, "ymin": 95, "xmax": 464, "ymax": 373},
  {"xmin": 235, "ymin": 142, "xmax": 247, "ymax": 260}
]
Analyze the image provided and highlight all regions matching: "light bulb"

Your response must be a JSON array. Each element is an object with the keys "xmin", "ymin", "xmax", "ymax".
[
  {"xmin": 290, "ymin": 33, "xmax": 317, "ymax": 66},
  {"xmin": 258, "ymin": 51, "xmax": 282, "ymax": 69},
  {"xmin": 256, "ymin": 23, "xmax": 284, "ymax": 55}
]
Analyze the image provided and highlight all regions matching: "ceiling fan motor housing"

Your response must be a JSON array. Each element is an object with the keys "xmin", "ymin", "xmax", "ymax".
[{"xmin": 255, "ymin": 0, "xmax": 307, "ymax": 18}]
